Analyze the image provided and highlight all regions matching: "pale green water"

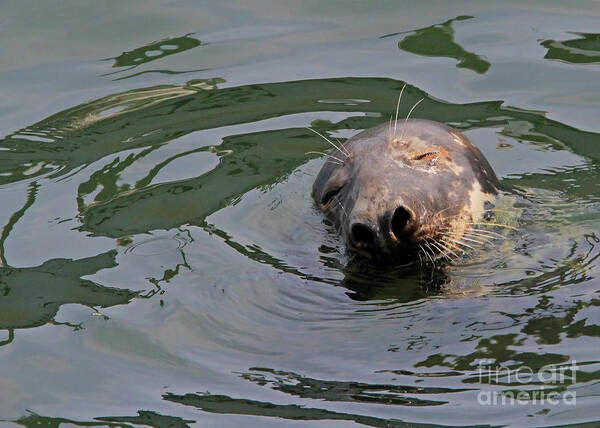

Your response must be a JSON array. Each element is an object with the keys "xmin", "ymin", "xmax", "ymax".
[{"xmin": 0, "ymin": 1, "xmax": 599, "ymax": 427}]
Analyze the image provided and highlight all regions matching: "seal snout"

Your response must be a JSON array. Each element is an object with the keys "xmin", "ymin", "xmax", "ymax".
[{"xmin": 348, "ymin": 204, "xmax": 417, "ymax": 256}]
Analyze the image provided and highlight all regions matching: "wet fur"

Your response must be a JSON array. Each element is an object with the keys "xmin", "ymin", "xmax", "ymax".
[{"xmin": 312, "ymin": 119, "xmax": 499, "ymax": 264}]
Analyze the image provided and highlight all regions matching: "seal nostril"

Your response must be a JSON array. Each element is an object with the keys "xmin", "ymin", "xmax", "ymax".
[
  {"xmin": 350, "ymin": 223, "xmax": 376, "ymax": 246},
  {"xmin": 391, "ymin": 206, "xmax": 412, "ymax": 238}
]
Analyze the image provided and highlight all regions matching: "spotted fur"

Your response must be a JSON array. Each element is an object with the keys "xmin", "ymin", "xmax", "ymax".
[{"xmin": 312, "ymin": 119, "xmax": 499, "ymax": 264}]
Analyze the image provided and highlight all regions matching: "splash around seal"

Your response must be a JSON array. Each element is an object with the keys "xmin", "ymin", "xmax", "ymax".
[{"xmin": 312, "ymin": 119, "xmax": 500, "ymax": 265}]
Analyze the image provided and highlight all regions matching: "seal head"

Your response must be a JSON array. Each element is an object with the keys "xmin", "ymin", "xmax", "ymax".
[{"xmin": 312, "ymin": 119, "xmax": 499, "ymax": 264}]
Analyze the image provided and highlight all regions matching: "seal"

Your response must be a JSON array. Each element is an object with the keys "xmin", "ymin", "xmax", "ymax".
[{"xmin": 311, "ymin": 118, "xmax": 500, "ymax": 264}]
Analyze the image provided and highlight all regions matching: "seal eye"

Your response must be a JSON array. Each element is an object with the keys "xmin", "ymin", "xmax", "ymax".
[
  {"xmin": 321, "ymin": 186, "xmax": 342, "ymax": 207},
  {"xmin": 413, "ymin": 151, "xmax": 440, "ymax": 161}
]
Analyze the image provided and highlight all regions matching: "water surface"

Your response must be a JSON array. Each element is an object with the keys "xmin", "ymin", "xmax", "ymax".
[{"xmin": 1, "ymin": 1, "xmax": 599, "ymax": 427}]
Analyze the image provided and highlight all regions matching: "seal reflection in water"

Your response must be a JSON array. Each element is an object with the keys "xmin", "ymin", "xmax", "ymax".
[{"xmin": 312, "ymin": 118, "xmax": 500, "ymax": 265}]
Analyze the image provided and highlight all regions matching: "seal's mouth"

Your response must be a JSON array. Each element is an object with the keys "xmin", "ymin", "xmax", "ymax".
[
  {"xmin": 347, "ymin": 234, "xmax": 432, "ymax": 266},
  {"xmin": 347, "ymin": 242, "xmax": 424, "ymax": 266},
  {"xmin": 348, "ymin": 230, "xmax": 462, "ymax": 266}
]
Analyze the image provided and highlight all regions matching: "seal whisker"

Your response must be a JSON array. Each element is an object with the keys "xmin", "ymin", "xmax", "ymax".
[
  {"xmin": 307, "ymin": 127, "xmax": 350, "ymax": 158},
  {"xmin": 445, "ymin": 226, "xmax": 506, "ymax": 242},
  {"xmin": 455, "ymin": 234, "xmax": 492, "ymax": 246},
  {"xmin": 418, "ymin": 240, "xmax": 432, "ymax": 261},
  {"xmin": 393, "ymin": 83, "xmax": 407, "ymax": 138},
  {"xmin": 462, "ymin": 228, "xmax": 507, "ymax": 240},
  {"xmin": 433, "ymin": 203, "xmax": 493, "ymax": 227},
  {"xmin": 429, "ymin": 239, "xmax": 454, "ymax": 261},
  {"xmin": 305, "ymin": 151, "xmax": 344, "ymax": 165},
  {"xmin": 428, "ymin": 240, "xmax": 449, "ymax": 259},
  {"xmin": 420, "ymin": 242, "xmax": 436, "ymax": 265},
  {"xmin": 435, "ymin": 207, "xmax": 514, "ymax": 228},
  {"xmin": 442, "ymin": 227, "xmax": 497, "ymax": 242},
  {"xmin": 400, "ymin": 98, "xmax": 424, "ymax": 142},
  {"xmin": 422, "ymin": 240, "xmax": 439, "ymax": 263},
  {"xmin": 431, "ymin": 205, "xmax": 460, "ymax": 220},
  {"xmin": 417, "ymin": 245, "xmax": 424, "ymax": 265},
  {"xmin": 442, "ymin": 230, "xmax": 491, "ymax": 246},
  {"xmin": 437, "ymin": 238, "xmax": 461, "ymax": 259},
  {"xmin": 464, "ymin": 233, "xmax": 496, "ymax": 245},
  {"xmin": 440, "ymin": 224, "xmax": 498, "ymax": 238},
  {"xmin": 335, "ymin": 196, "xmax": 349, "ymax": 220},
  {"xmin": 431, "ymin": 200, "xmax": 469, "ymax": 218},
  {"xmin": 334, "ymin": 137, "xmax": 347, "ymax": 150},
  {"xmin": 441, "ymin": 235, "xmax": 476, "ymax": 251}
]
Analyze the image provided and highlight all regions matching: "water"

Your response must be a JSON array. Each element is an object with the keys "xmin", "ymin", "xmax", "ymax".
[{"xmin": 1, "ymin": 1, "xmax": 599, "ymax": 426}]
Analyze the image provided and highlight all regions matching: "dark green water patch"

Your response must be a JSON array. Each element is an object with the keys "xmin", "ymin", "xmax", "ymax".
[
  {"xmin": 108, "ymin": 34, "xmax": 203, "ymax": 69},
  {"xmin": 0, "ymin": 250, "xmax": 136, "ymax": 345},
  {"xmin": 1, "ymin": 76, "xmax": 588, "ymax": 239},
  {"xmin": 541, "ymin": 32, "xmax": 600, "ymax": 64},
  {"xmin": 384, "ymin": 16, "xmax": 491, "ymax": 74}
]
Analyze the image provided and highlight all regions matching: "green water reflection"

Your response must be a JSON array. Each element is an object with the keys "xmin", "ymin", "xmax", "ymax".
[
  {"xmin": 110, "ymin": 34, "xmax": 203, "ymax": 69},
  {"xmin": 541, "ymin": 33, "xmax": 600, "ymax": 64},
  {"xmin": 16, "ymin": 411, "xmax": 194, "ymax": 428},
  {"xmin": 0, "ymin": 250, "xmax": 136, "ymax": 345},
  {"xmin": 385, "ymin": 16, "xmax": 491, "ymax": 74},
  {"xmin": 3, "ymin": 76, "xmax": 597, "ymax": 240}
]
